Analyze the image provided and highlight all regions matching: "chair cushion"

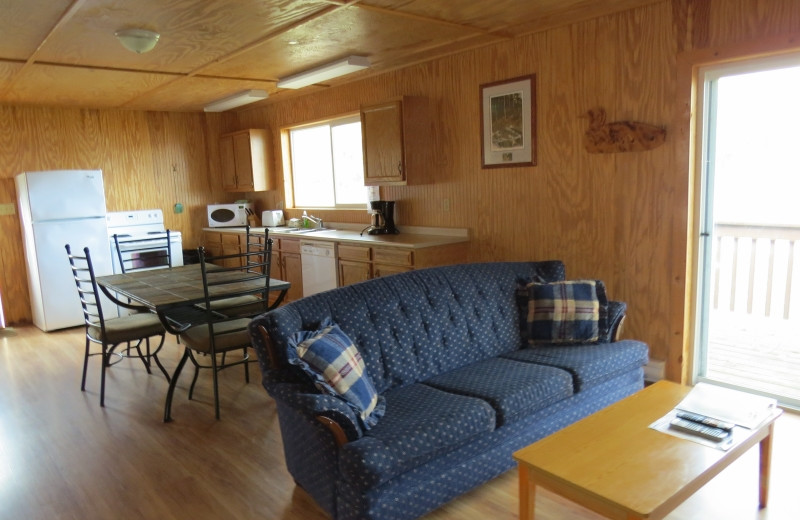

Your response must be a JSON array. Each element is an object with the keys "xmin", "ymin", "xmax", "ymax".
[
  {"xmin": 339, "ymin": 383, "xmax": 496, "ymax": 490},
  {"xmin": 205, "ymin": 295, "xmax": 267, "ymax": 317},
  {"xmin": 287, "ymin": 321, "xmax": 384, "ymax": 429},
  {"xmin": 181, "ymin": 318, "xmax": 253, "ymax": 354},
  {"xmin": 527, "ymin": 280, "xmax": 604, "ymax": 344},
  {"xmin": 88, "ymin": 312, "xmax": 164, "ymax": 344},
  {"xmin": 503, "ymin": 340, "xmax": 649, "ymax": 392},
  {"xmin": 422, "ymin": 358, "xmax": 573, "ymax": 427}
]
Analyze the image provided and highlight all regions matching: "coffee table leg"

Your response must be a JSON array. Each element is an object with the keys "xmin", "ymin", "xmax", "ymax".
[
  {"xmin": 759, "ymin": 422, "xmax": 775, "ymax": 508},
  {"xmin": 518, "ymin": 464, "xmax": 535, "ymax": 519}
]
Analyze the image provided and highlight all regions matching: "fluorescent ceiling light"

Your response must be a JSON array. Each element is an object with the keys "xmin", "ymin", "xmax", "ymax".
[
  {"xmin": 277, "ymin": 56, "xmax": 370, "ymax": 89},
  {"xmin": 204, "ymin": 90, "xmax": 269, "ymax": 112}
]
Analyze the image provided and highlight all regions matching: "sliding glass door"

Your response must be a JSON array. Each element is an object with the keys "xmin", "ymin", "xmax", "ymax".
[{"xmin": 695, "ymin": 54, "xmax": 800, "ymax": 408}]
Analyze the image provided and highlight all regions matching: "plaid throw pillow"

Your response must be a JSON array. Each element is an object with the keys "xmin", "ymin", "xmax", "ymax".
[
  {"xmin": 527, "ymin": 280, "xmax": 601, "ymax": 344},
  {"xmin": 287, "ymin": 321, "xmax": 385, "ymax": 429}
]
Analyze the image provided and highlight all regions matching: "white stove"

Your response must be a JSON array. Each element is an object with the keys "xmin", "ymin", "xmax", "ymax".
[{"xmin": 107, "ymin": 209, "xmax": 183, "ymax": 275}]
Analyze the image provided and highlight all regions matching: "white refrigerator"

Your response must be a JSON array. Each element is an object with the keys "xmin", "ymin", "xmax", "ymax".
[{"xmin": 16, "ymin": 170, "xmax": 113, "ymax": 331}]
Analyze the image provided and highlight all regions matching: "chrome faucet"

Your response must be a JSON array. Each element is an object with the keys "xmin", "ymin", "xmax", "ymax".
[{"xmin": 302, "ymin": 211, "xmax": 324, "ymax": 229}]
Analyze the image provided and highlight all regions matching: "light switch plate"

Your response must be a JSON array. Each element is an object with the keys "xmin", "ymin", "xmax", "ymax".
[{"xmin": 0, "ymin": 203, "xmax": 16, "ymax": 216}]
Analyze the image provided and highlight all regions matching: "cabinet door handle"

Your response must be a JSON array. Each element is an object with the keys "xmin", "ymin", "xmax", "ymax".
[{"xmin": 397, "ymin": 162, "xmax": 402, "ymax": 174}]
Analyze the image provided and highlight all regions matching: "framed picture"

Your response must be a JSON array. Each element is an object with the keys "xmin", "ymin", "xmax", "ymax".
[{"xmin": 480, "ymin": 74, "xmax": 536, "ymax": 168}]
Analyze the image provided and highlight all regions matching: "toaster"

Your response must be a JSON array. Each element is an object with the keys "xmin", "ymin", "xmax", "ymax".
[{"xmin": 262, "ymin": 209, "xmax": 285, "ymax": 227}]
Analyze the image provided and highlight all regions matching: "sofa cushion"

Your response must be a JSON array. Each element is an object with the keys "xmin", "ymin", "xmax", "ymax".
[
  {"xmin": 422, "ymin": 358, "xmax": 574, "ymax": 427},
  {"xmin": 503, "ymin": 340, "xmax": 649, "ymax": 392},
  {"xmin": 527, "ymin": 280, "xmax": 604, "ymax": 344},
  {"xmin": 515, "ymin": 276, "xmax": 546, "ymax": 343},
  {"xmin": 287, "ymin": 321, "xmax": 385, "ymax": 429},
  {"xmin": 339, "ymin": 383, "xmax": 496, "ymax": 490}
]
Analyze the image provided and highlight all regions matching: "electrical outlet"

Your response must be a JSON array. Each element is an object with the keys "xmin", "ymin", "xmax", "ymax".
[{"xmin": 442, "ymin": 198, "xmax": 450, "ymax": 212}]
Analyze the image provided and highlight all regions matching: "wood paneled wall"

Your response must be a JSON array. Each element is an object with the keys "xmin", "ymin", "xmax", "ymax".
[
  {"xmin": 3, "ymin": 0, "xmax": 800, "ymax": 381},
  {"xmin": 0, "ymin": 107, "xmax": 229, "ymax": 325},
  {"xmin": 230, "ymin": 0, "xmax": 800, "ymax": 381}
]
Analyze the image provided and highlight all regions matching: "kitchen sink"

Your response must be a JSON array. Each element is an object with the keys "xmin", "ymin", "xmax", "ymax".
[{"xmin": 280, "ymin": 227, "xmax": 330, "ymax": 233}]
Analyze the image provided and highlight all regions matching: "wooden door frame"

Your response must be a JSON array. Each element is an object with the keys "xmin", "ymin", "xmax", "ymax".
[{"xmin": 678, "ymin": 32, "xmax": 800, "ymax": 384}]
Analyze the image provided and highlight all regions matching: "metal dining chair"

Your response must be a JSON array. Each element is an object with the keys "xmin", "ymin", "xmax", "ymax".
[
  {"xmin": 113, "ymin": 229, "xmax": 183, "ymax": 343},
  {"xmin": 163, "ymin": 237, "xmax": 273, "ymax": 421},
  {"xmin": 65, "ymin": 244, "xmax": 170, "ymax": 407},
  {"xmin": 112, "ymin": 230, "xmax": 172, "ymax": 273},
  {"xmin": 202, "ymin": 226, "xmax": 271, "ymax": 316}
]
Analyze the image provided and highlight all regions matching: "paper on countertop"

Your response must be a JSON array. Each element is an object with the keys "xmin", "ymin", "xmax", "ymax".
[{"xmin": 674, "ymin": 382, "xmax": 777, "ymax": 429}]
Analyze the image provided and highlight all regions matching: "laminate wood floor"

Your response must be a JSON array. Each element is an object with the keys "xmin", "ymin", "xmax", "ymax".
[{"xmin": 1, "ymin": 325, "xmax": 798, "ymax": 520}]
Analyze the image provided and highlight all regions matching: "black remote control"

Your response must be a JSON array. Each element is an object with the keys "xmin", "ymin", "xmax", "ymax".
[
  {"xmin": 669, "ymin": 417, "xmax": 732, "ymax": 442},
  {"xmin": 675, "ymin": 410, "xmax": 735, "ymax": 431}
]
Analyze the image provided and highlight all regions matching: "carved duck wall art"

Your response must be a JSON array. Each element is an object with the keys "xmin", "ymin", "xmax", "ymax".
[{"xmin": 583, "ymin": 107, "xmax": 666, "ymax": 153}]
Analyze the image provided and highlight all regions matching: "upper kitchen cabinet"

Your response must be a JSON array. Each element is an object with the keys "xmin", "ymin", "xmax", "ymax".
[
  {"xmin": 219, "ymin": 129, "xmax": 272, "ymax": 192},
  {"xmin": 361, "ymin": 96, "xmax": 428, "ymax": 186}
]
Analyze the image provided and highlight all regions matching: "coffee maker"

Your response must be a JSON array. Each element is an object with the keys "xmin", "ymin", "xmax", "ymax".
[{"xmin": 364, "ymin": 200, "xmax": 399, "ymax": 235}]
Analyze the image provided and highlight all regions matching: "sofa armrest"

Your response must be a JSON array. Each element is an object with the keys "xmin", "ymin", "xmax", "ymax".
[
  {"xmin": 252, "ymin": 320, "xmax": 363, "ymax": 445},
  {"xmin": 268, "ymin": 382, "xmax": 364, "ymax": 443},
  {"xmin": 606, "ymin": 301, "xmax": 627, "ymax": 341}
]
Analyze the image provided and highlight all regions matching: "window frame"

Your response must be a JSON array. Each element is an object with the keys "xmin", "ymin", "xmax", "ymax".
[{"xmin": 281, "ymin": 113, "xmax": 367, "ymax": 210}]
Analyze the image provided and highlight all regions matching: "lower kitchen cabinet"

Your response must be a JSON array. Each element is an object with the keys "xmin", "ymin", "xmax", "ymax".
[
  {"xmin": 373, "ymin": 263, "xmax": 412, "ymax": 278},
  {"xmin": 338, "ymin": 245, "xmax": 372, "ymax": 286},
  {"xmin": 202, "ymin": 231, "xmax": 223, "ymax": 258},
  {"xmin": 203, "ymin": 231, "xmax": 250, "ymax": 267},
  {"xmin": 205, "ymin": 229, "xmax": 468, "ymax": 305},
  {"xmin": 276, "ymin": 238, "xmax": 303, "ymax": 302},
  {"xmin": 339, "ymin": 258, "xmax": 372, "ymax": 286},
  {"xmin": 220, "ymin": 233, "xmax": 243, "ymax": 267},
  {"xmin": 337, "ymin": 244, "xmax": 417, "ymax": 286}
]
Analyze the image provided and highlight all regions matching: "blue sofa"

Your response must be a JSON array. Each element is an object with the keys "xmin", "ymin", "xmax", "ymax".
[{"xmin": 249, "ymin": 261, "xmax": 648, "ymax": 520}]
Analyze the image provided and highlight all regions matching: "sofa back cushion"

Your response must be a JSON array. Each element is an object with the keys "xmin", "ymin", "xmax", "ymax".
[{"xmin": 257, "ymin": 261, "xmax": 565, "ymax": 394}]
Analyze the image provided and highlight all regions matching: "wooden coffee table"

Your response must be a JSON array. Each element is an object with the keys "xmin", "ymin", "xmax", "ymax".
[{"xmin": 513, "ymin": 381, "xmax": 782, "ymax": 519}]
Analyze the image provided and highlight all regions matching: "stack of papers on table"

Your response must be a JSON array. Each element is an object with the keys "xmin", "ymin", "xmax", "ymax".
[{"xmin": 675, "ymin": 382, "xmax": 778, "ymax": 429}]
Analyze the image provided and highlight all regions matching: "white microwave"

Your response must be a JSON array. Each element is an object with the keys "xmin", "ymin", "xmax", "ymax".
[{"xmin": 207, "ymin": 203, "xmax": 253, "ymax": 227}]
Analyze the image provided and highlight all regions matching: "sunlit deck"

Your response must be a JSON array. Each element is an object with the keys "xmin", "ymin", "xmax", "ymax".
[
  {"xmin": 703, "ymin": 223, "xmax": 800, "ymax": 406},
  {"xmin": 706, "ymin": 310, "xmax": 800, "ymax": 403}
]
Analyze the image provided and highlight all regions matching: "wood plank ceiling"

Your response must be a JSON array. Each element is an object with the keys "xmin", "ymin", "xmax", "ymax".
[{"xmin": 0, "ymin": 0, "xmax": 660, "ymax": 112}]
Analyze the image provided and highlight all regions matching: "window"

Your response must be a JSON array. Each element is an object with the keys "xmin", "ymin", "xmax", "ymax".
[{"xmin": 287, "ymin": 115, "xmax": 367, "ymax": 208}]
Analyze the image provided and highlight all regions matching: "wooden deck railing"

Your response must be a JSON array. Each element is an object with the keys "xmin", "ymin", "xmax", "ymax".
[{"xmin": 712, "ymin": 223, "xmax": 800, "ymax": 319}]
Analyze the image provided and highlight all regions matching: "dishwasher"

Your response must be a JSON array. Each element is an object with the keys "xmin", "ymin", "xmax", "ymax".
[{"xmin": 300, "ymin": 241, "xmax": 338, "ymax": 296}]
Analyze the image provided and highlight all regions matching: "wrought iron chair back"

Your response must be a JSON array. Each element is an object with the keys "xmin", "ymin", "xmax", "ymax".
[
  {"xmin": 163, "ymin": 236, "xmax": 273, "ymax": 421},
  {"xmin": 65, "ymin": 244, "xmax": 168, "ymax": 407},
  {"xmin": 112, "ymin": 230, "xmax": 172, "ymax": 273}
]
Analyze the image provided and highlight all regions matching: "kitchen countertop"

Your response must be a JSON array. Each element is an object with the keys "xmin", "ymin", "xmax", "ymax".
[{"xmin": 203, "ymin": 224, "xmax": 469, "ymax": 249}]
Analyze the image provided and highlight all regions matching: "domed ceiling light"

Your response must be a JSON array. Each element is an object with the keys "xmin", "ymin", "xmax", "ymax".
[{"xmin": 115, "ymin": 28, "xmax": 160, "ymax": 54}]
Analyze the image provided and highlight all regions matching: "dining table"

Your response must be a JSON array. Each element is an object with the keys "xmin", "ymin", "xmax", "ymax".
[{"xmin": 95, "ymin": 263, "xmax": 291, "ymax": 335}]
